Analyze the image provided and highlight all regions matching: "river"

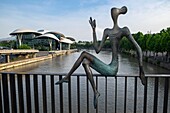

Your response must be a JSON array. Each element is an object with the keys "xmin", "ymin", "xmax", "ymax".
[
  {"xmin": 2, "ymin": 50, "xmax": 170, "ymax": 113},
  {"xmin": 3, "ymin": 50, "xmax": 170, "ymax": 74}
]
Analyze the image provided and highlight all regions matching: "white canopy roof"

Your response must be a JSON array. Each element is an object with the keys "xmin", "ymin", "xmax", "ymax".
[
  {"xmin": 10, "ymin": 29, "xmax": 42, "ymax": 35},
  {"xmin": 60, "ymin": 38, "xmax": 74, "ymax": 44},
  {"xmin": 46, "ymin": 31, "xmax": 65, "ymax": 38},
  {"xmin": 35, "ymin": 33, "xmax": 59, "ymax": 41},
  {"xmin": 35, "ymin": 33, "xmax": 74, "ymax": 44}
]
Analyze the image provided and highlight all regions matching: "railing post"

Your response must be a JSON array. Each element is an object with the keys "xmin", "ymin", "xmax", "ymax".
[
  {"xmin": 25, "ymin": 74, "xmax": 32, "ymax": 113},
  {"xmin": 0, "ymin": 74, "xmax": 3, "ymax": 113},
  {"xmin": 124, "ymin": 77, "xmax": 127, "ymax": 113},
  {"xmin": 9, "ymin": 73, "xmax": 17, "ymax": 113},
  {"xmin": 77, "ymin": 76, "xmax": 80, "ymax": 113},
  {"xmin": 17, "ymin": 74, "xmax": 25, "ymax": 113},
  {"xmin": 59, "ymin": 75, "xmax": 63, "ymax": 113},
  {"xmin": 96, "ymin": 76, "xmax": 98, "ymax": 113},
  {"xmin": 153, "ymin": 77, "xmax": 158, "ymax": 113},
  {"xmin": 163, "ymin": 78, "xmax": 169, "ymax": 113},
  {"xmin": 51, "ymin": 75, "xmax": 55, "ymax": 113},
  {"xmin": 115, "ymin": 76, "xmax": 117, "ymax": 113},
  {"xmin": 143, "ymin": 77, "xmax": 148, "ymax": 113},
  {"xmin": 2, "ymin": 73, "xmax": 10, "ymax": 113},
  {"xmin": 134, "ymin": 77, "xmax": 137, "ymax": 113},
  {"xmin": 68, "ymin": 76, "xmax": 72, "ymax": 113},
  {"xmin": 86, "ymin": 77, "xmax": 89, "ymax": 113},
  {"xmin": 33, "ymin": 74, "xmax": 39, "ymax": 113},
  {"xmin": 105, "ymin": 76, "xmax": 108, "ymax": 113},
  {"xmin": 42, "ymin": 75, "xmax": 47, "ymax": 113}
]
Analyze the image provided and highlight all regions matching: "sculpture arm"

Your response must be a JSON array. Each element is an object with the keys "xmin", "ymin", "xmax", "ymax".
[
  {"xmin": 92, "ymin": 29, "xmax": 107, "ymax": 54},
  {"xmin": 89, "ymin": 17, "xmax": 108, "ymax": 54},
  {"xmin": 124, "ymin": 27, "xmax": 143, "ymax": 66},
  {"xmin": 124, "ymin": 27, "xmax": 146, "ymax": 85}
]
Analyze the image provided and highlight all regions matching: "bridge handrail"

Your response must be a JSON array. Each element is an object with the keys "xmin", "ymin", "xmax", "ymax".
[{"xmin": 0, "ymin": 72, "xmax": 170, "ymax": 77}]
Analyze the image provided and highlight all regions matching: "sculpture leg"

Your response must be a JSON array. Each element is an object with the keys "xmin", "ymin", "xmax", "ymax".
[
  {"xmin": 139, "ymin": 66, "xmax": 146, "ymax": 85},
  {"xmin": 55, "ymin": 51, "xmax": 94, "ymax": 84},
  {"xmin": 82, "ymin": 59, "xmax": 100, "ymax": 109}
]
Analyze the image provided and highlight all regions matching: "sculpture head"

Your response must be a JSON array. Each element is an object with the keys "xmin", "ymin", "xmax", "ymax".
[{"xmin": 111, "ymin": 6, "xmax": 127, "ymax": 23}]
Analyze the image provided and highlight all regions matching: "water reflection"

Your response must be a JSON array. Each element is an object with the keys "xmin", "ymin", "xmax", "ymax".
[{"xmin": 3, "ymin": 50, "xmax": 170, "ymax": 74}]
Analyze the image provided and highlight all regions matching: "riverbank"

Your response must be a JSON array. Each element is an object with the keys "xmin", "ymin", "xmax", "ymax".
[
  {"xmin": 122, "ymin": 51, "xmax": 170, "ymax": 70},
  {"xmin": 0, "ymin": 49, "xmax": 77, "ymax": 71}
]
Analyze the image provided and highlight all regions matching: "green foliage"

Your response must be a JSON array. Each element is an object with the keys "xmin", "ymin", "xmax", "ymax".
[
  {"xmin": 120, "ymin": 37, "xmax": 133, "ymax": 51},
  {"xmin": 35, "ymin": 45, "xmax": 49, "ymax": 51},
  {"xmin": 72, "ymin": 41, "xmax": 93, "ymax": 49},
  {"xmin": 75, "ymin": 27, "xmax": 170, "ymax": 56},
  {"xmin": 18, "ymin": 44, "xmax": 31, "ymax": 49},
  {"xmin": 103, "ymin": 39, "xmax": 111, "ymax": 48},
  {"xmin": 70, "ymin": 43, "xmax": 77, "ymax": 49},
  {"xmin": 120, "ymin": 27, "xmax": 170, "ymax": 56},
  {"xmin": 146, "ymin": 34, "xmax": 153, "ymax": 51},
  {"xmin": 0, "ymin": 40, "xmax": 16, "ymax": 48}
]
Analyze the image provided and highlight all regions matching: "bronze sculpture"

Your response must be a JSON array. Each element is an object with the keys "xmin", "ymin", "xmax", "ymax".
[{"xmin": 56, "ymin": 6, "xmax": 146, "ymax": 109}]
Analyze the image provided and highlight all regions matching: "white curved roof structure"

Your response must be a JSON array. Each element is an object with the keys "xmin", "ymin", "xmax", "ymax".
[
  {"xmin": 60, "ymin": 38, "xmax": 74, "ymax": 44},
  {"xmin": 35, "ymin": 33, "xmax": 59, "ymax": 41},
  {"xmin": 66, "ymin": 37, "xmax": 75, "ymax": 41},
  {"xmin": 35, "ymin": 33, "xmax": 73, "ymax": 44},
  {"xmin": 10, "ymin": 29, "xmax": 42, "ymax": 35},
  {"xmin": 46, "ymin": 31, "xmax": 65, "ymax": 38}
]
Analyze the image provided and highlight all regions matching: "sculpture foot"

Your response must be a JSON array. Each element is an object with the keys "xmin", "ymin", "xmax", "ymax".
[
  {"xmin": 94, "ymin": 92, "xmax": 100, "ymax": 109},
  {"xmin": 55, "ymin": 77, "xmax": 69, "ymax": 85},
  {"xmin": 140, "ymin": 75, "xmax": 146, "ymax": 86}
]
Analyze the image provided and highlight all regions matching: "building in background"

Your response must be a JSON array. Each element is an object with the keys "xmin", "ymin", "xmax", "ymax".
[{"xmin": 9, "ymin": 29, "xmax": 75, "ymax": 50}]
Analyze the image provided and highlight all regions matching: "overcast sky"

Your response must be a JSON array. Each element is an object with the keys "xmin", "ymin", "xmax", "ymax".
[{"xmin": 0, "ymin": 0, "xmax": 170, "ymax": 41}]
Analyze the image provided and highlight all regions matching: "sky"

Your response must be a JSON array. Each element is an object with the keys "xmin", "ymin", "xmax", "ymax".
[{"xmin": 0, "ymin": 0, "xmax": 170, "ymax": 41}]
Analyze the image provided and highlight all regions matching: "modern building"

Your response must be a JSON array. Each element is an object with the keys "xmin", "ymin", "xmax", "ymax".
[
  {"xmin": 10, "ymin": 29, "xmax": 42, "ymax": 48},
  {"xmin": 10, "ymin": 29, "xmax": 75, "ymax": 50}
]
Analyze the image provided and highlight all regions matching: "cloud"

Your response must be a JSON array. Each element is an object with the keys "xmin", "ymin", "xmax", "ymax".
[{"xmin": 0, "ymin": 0, "xmax": 170, "ymax": 41}]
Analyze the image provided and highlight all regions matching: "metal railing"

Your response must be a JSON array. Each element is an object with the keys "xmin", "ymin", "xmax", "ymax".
[{"xmin": 0, "ymin": 72, "xmax": 169, "ymax": 113}]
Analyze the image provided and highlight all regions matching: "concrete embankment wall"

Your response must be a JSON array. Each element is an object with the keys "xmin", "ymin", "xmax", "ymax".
[
  {"xmin": 122, "ymin": 51, "xmax": 170, "ymax": 70},
  {"xmin": 0, "ymin": 49, "xmax": 78, "ymax": 71},
  {"xmin": 147, "ymin": 57, "xmax": 170, "ymax": 70}
]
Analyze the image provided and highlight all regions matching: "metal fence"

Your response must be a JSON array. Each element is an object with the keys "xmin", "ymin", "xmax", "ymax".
[{"xmin": 0, "ymin": 72, "xmax": 169, "ymax": 113}]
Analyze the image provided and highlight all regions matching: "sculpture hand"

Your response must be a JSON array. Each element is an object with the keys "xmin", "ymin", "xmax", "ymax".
[
  {"xmin": 139, "ymin": 66, "xmax": 146, "ymax": 85},
  {"xmin": 89, "ymin": 17, "xmax": 96, "ymax": 30}
]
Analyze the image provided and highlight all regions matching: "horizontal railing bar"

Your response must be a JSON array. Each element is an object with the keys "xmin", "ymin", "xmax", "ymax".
[{"xmin": 1, "ymin": 72, "xmax": 170, "ymax": 77}]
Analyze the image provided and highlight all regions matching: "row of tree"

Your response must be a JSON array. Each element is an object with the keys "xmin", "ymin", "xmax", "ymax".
[
  {"xmin": 120, "ymin": 27, "xmax": 170, "ymax": 62},
  {"xmin": 0, "ymin": 40, "xmax": 16, "ymax": 49},
  {"xmin": 73, "ymin": 27, "xmax": 170, "ymax": 62}
]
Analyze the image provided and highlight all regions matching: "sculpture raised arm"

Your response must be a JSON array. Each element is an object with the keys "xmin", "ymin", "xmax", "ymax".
[{"xmin": 89, "ymin": 17, "xmax": 108, "ymax": 54}]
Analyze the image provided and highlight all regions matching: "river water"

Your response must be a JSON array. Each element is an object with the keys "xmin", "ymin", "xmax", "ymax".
[
  {"xmin": 3, "ymin": 50, "xmax": 170, "ymax": 74},
  {"xmin": 2, "ymin": 50, "xmax": 170, "ymax": 113}
]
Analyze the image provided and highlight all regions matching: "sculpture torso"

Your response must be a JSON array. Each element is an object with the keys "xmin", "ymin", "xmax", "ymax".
[
  {"xmin": 90, "ymin": 27, "xmax": 129, "ymax": 76},
  {"xmin": 104, "ymin": 27, "xmax": 128, "ymax": 64}
]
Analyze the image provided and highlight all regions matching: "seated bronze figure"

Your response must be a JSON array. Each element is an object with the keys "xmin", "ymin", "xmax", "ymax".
[{"xmin": 56, "ymin": 6, "xmax": 146, "ymax": 109}]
